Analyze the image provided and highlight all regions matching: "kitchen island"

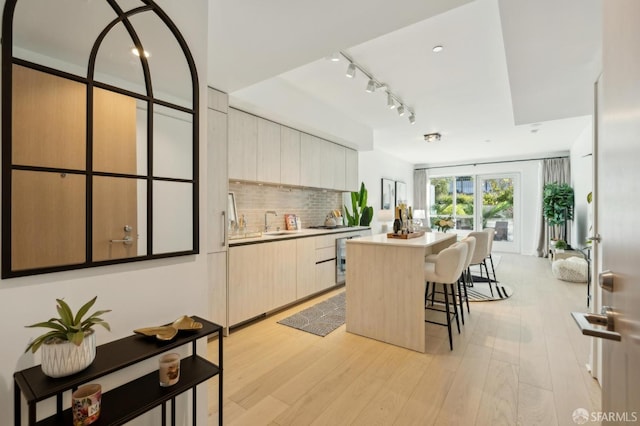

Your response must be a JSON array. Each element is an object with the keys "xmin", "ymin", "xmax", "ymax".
[{"xmin": 346, "ymin": 232, "xmax": 456, "ymax": 353}]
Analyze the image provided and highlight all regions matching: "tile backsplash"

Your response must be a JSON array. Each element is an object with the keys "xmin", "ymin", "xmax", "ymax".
[{"xmin": 229, "ymin": 182, "xmax": 344, "ymax": 230}]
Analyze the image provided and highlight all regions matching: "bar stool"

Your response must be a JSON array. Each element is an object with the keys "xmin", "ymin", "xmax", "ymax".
[
  {"xmin": 424, "ymin": 243, "xmax": 467, "ymax": 350},
  {"xmin": 458, "ymin": 236, "xmax": 476, "ymax": 320},
  {"xmin": 467, "ymin": 231, "xmax": 493, "ymax": 296},
  {"xmin": 483, "ymin": 227, "xmax": 498, "ymax": 284}
]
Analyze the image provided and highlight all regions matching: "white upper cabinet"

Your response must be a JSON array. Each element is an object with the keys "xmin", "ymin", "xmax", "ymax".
[
  {"xmin": 229, "ymin": 108, "xmax": 357, "ymax": 190},
  {"xmin": 207, "ymin": 87, "xmax": 228, "ymax": 114},
  {"xmin": 300, "ymin": 133, "xmax": 323, "ymax": 188},
  {"xmin": 328, "ymin": 142, "xmax": 346, "ymax": 191},
  {"xmin": 345, "ymin": 148, "xmax": 359, "ymax": 191},
  {"xmin": 256, "ymin": 117, "xmax": 281, "ymax": 184},
  {"xmin": 280, "ymin": 126, "xmax": 301, "ymax": 186},
  {"xmin": 228, "ymin": 108, "xmax": 257, "ymax": 181}
]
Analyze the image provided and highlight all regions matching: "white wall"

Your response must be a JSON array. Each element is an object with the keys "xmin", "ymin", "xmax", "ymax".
[
  {"xmin": 0, "ymin": 2, "xmax": 211, "ymax": 425},
  {"xmin": 570, "ymin": 123, "xmax": 593, "ymax": 249},
  {"xmin": 355, "ymin": 150, "xmax": 414, "ymax": 234},
  {"xmin": 422, "ymin": 160, "xmax": 541, "ymax": 255}
]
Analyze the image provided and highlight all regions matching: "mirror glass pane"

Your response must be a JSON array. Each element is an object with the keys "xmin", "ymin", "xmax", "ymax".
[
  {"xmin": 94, "ymin": 21, "xmax": 146, "ymax": 95},
  {"xmin": 129, "ymin": 11, "xmax": 193, "ymax": 108},
  {"xmin": 93, "ymin": 176, "xmax": 147, "ymax": 261},
  {"xmin": 12, "ymin": 170, "xmax": 86, "ymax": 270},
  {"xmin": 153, "ymin": 105, "xmax": 193, "ymax": 180},
  {"xmin": 153, "ymin": 181, "xmax": 193, "ymax": 254},
  {"xmin": 93, "ymin": 88, "xmax": 148, "ymax": 175},
  {"xmin": 12, "ymin": 65, "xmax": 86, "ymax": 170},
  {"xmin": 13, "ymin": 0, "xmax": 116, "ymax": 76},
  {"xmin": 116, "ymin": 0, "xmax": 147, "ymax": 12}
]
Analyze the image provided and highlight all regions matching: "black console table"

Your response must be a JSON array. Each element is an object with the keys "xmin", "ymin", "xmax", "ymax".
[{"xmin": 14, "ymin": 316, "xmax": 222, "ymax": 426}]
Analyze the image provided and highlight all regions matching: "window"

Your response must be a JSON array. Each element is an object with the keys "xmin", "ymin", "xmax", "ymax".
[
  {"xmin": 428, "ymin": 176, "xmax": 474, "ymax": 231},
  {"xmin": 428, "ymin": 173, "xmax": 517, "ymax": 245}
]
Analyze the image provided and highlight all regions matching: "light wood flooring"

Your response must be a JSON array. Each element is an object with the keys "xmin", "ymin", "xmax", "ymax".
[{"xmin": 207, "ymin": 253, "xmax": 601, "ymax": 425}]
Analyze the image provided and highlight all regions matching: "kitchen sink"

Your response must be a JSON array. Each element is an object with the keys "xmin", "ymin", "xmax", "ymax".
[{"xmin": 264, "ymin": 231, "xmax": 291, "ymax": 236}]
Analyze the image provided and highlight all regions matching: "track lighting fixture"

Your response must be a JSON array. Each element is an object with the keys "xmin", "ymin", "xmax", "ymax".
[
  {"xmin": 387, "ymin": 92, "xmax": 396, "ymax": 109},
  {"xmin": 334, "ymin": 51, "xmax": 416, "ymax": 125},
  {"xmin": 327, "ymin": 52, "xmax": 341, "ymax": 62},
  {"xmin": 366, "ymin": 79, "xmax": 376, "ymax": 93},
  {"xmin": 346, "ymin": 63, "xmax": 356, "ymax": 78}
]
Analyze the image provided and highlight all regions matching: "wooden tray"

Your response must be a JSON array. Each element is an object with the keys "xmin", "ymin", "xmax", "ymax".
[{"xmin": 387, "ymin": 231, "xmax": 425, "ymax": 239}]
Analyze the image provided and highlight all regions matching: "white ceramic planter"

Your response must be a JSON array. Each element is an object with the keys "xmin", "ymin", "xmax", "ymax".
[{"xmin": 40, "ymin": 331, "xmax": 96, "ymax": 378}]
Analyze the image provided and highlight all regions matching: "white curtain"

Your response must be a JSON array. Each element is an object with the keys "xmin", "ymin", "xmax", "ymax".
[
  {"xmin": 536, "ymin": 157, "xmax": 571, "ymax": 257},
  {"xmin": 413, "ymin": 169, "xmax": 427, "ymax": 210}
]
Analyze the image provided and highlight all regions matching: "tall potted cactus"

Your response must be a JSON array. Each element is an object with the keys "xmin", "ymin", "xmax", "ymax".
[{"xmin": 345, "ymin": 182, "xmax": 373, "ymax": 226}]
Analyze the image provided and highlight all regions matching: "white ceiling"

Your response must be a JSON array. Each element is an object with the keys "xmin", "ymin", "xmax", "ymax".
[{"xmin": 209, "ymin": 0, "xmax": 602, "ymax": 167}]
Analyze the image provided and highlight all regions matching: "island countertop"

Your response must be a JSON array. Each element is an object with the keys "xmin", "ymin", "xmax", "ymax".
[
  {"xmin": 345, "ymin": 231, "xmax": 456, "ymax": 353},
  {"xmin": 346, "ymin": 232, "xmax": 455, "ymax": 248}
]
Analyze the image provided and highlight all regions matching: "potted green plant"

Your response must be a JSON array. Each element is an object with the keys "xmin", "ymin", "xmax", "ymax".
[
  {"xmin": 344, "ymin": 182, "xmax": 373, "ymax": 226},
  {"xmin": 25, "ymin": 296, "xmax": 111, "ymax": 378},
  {"xmin": 543, "ymin": 182, "xmax": 574, "ymax": 241},
  {"xmin": 554, "ymin": 239, "xmax": 568, "ymax": 252}
]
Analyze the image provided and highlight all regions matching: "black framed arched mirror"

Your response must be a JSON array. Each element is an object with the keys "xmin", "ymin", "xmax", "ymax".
[{"xmin": 2, "ymin": 0, "xmax": 199, "ymax": 278}]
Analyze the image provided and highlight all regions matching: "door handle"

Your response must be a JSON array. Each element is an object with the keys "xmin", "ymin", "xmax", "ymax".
[
  {"xmin": 587, "ymin": 234, "xmax": 601, "ymax": 243},
  {"xmin": 599, "ymin": 270, "xmax": 614, "ymax": 291},
  {"xmin": 221, "ymin": 211, "xmax": 226, "ymax": 247},
  {"xmin": 110, "ymin": 235, "xmax": 134, "ymax": 245},
  {"xmin": 571, "ymin": 306, "xmax": 621, "ymax": 341}
]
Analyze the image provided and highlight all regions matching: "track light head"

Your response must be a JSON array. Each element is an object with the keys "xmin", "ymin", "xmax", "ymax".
[
  {"xmin": 327, "ymin": 52, "xmax": 341, "ymax": 62},
  {"xmin": 397, "ymin": 105, "xmax": 405, "ymax": 116},
  {"xmin": 346, "ymin": 63, "xmax": 356, "ymax": 78},
  {"xmin": 409, "ymin": 113, "xmax": 416, "ymax": 124},
  {"xmin": 387, "ymin": 92, "xmax": 395, "ymax": 109},
  {"xmin": 366, "ymin": 79, "xmax": 376, "ymax": 93}
]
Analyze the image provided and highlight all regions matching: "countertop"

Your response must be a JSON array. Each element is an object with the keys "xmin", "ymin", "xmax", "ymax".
[
  {"xmin": 229, "ymin": 226, "xmax": 371, "ymax": 246},
  {"xmin": 346, "ymin": 232, "xmax": 455, "ymax": 248}
]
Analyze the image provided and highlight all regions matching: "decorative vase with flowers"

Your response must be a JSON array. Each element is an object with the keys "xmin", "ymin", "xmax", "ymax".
[
  {"xmin": 436, "ymin": 216, "xmax": 455, "ymax": 233},
  {"xmin": 25, "ymin": 296, "xmax": 111, "ymax": 378}
]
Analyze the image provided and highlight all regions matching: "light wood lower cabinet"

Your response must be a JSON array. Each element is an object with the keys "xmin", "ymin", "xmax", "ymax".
[
  {"xmin": 228, "ymin": 240, "xmax": 296, "ymax": 326},
  {"xmin": 228, "ymin": 230, "xmax": 369, "ymax": 327},
  {"xmin": 296, "ymin": 237, "xmax": 317, "ymax": 299}
]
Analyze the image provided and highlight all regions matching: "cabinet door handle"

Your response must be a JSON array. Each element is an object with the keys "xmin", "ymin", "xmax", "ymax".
[{"xmin": 221, "ymin": 211, "xmax": 226, "ymax": 247}]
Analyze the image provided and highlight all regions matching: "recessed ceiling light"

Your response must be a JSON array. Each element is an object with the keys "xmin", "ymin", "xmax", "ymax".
[{"xmin": 432, "ymin": 45, "xmax": 444, "ymax": 53}]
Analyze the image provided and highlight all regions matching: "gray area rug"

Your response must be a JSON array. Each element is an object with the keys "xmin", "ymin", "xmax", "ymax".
[{"xmin": 278, "ymin": 292, "xmax": 345, "ymax": 337}]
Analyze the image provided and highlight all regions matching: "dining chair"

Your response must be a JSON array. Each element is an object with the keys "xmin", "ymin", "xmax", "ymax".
[{"xmin": 424, "ymin": 242, "xmax": 467, "ymax": 350}]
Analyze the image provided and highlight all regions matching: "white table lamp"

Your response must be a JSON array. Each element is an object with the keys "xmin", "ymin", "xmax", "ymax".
[{"xmin": 377, "ymin": 209, "xmax": 395, "ymax": 233}]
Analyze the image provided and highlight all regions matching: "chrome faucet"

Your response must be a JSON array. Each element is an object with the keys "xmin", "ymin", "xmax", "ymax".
[{"xmin": 264, "ymin": 210, "xmax": 277, "ymax": 232}]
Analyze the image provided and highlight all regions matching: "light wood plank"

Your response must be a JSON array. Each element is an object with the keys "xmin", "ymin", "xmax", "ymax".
[{"xmin": 208, "ymin": 254, "xmax": 601, "ymax": 425}]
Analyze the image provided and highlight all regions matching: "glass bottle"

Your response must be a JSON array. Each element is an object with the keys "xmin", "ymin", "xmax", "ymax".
[
  {"xmin": 393, "ymin": 206, "xmax": 402, "ymax": 234},
  {"xmin": 408, "ymin": 207, "xmax": 413, "ymax": 233}
]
